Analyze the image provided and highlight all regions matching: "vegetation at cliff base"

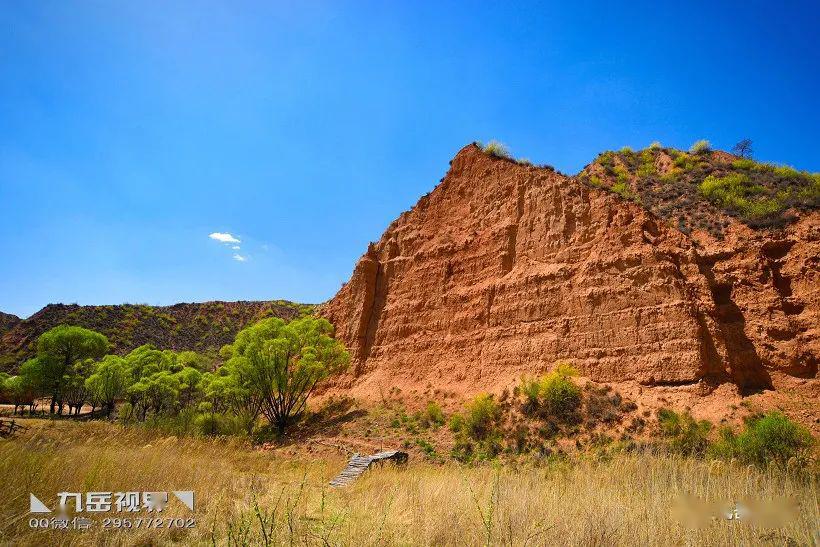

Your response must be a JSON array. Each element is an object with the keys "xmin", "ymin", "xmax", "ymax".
[
  {"xmin": 519, "ymin": 363, "xmax": 581, "ymax": 421},
  {"xmin": 440, "ymin": 369, "xmax": 815, "ymax": 471},
  {"xmin": 218, "ymin": 316, "xmax": 349, "ymax": 434},
  {"xmin": 0, "ymin": 329, "xmax": 816, "ymax": 546},
  {"xmin": 709, "ymin": 411, "xmax": 815, "ymax": 466},
  {"xmin": 2, "ymin": 419, "xmax": 817, "ymax": 546},
  {"xmin": 1, "ymin": 316, "xmax": 348, "ymax": 437}
]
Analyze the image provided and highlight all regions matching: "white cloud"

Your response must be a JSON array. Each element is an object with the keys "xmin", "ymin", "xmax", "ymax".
[
  {"xmin": 209, "ymin": 232, "xmax": 240, "ymax": 244},
  {"xmin": 232, "ymin": 254, "xmax": 247, "ymax": 262},
  {"xmin": 232, "ymin": 245, "xmax": 240, "ymax": 250}
]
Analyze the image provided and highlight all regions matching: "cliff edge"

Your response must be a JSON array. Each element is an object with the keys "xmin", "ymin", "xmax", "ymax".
[{"xmin": 322, "ymin": 144, "xmax": 819, "ymax": 423}]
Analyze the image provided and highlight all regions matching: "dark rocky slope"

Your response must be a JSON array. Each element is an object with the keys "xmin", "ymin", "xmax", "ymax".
[{"xmin": 0, "ymin": 300, "xmax": 311, "ymax": 372}]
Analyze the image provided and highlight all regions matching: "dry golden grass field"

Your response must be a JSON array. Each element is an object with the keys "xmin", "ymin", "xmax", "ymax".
[{"xmin": 0, "ymin": 419, "xmax": 817, "ymax": 546}]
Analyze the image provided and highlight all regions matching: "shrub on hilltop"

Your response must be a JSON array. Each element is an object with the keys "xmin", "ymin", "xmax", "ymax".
[
  {"xmin": 481, "ymin": 140, "xmax": 512, "ymax": 159},
  {"xmin": 699, "ymin": 173, "xmax": 782, "ymax": 221},
  {"xmin": 576, "ymin": 141, "xmax": 820, "ymax": 237},
  {"xmin": 689, "ymin": 139, "xmax": 711, "ymax": 154}
]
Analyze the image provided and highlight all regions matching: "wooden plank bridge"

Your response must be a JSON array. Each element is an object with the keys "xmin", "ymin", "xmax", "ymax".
[{"xmin": 329, "ymin": 450, "xmax": 408, "ymax": 487}]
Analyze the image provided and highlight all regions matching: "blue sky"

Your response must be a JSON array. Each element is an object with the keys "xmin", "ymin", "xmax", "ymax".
[{"xmin": 1, "ymin": 1, "xmax": 819, "ymax": 318}]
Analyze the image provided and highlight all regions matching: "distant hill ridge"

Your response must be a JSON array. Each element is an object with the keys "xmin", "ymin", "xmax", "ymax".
[{"xmin": 0, "ymin": 300, "xmax": 312, "ymax": 372}]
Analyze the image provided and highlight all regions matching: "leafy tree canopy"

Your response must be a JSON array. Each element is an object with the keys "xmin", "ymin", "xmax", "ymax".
[
  {"xmin": 37, "ymin": 325, "xmax": 109, "ymax": 366},
  {"xmin": 32, "ymin": 325, "xmax": 109, "ymax": 413},
  {"xmin": 222, "ymin": 316, "xmax": 349, "ymax": 434},
  {"xmin": 85, "ymin": 355, "xmax": 130, "ymax": 414}
]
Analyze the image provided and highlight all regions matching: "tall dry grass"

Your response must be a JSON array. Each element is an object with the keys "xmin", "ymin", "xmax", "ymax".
[{"xmin": 0, "ymin": 419, "xmax": 817, "ymax": 546}]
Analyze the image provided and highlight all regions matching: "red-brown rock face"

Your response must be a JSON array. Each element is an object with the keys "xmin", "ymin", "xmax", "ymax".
[{"xmin": 322, "ymin": 145, "xmax": 819, "ymax": 402}]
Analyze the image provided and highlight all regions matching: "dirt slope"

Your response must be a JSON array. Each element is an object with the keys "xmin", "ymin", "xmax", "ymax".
[
  {"xmin": 322, "ymin": 144, "xmax": 819, "ymax": 426},
  {"xmin": 0, "ymin": 312, "xmax": 19, "ymax": 337},
  {"xmin": 0, "ymin": 300, "xmax": 311, "ymax": 372}
]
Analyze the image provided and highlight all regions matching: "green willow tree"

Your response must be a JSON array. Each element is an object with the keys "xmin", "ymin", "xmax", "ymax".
[
  {"xmin": 200, "ymin": 362, "xmax": 262, "ymax": 436},
  {"xmin": 85, "ymin": 355, "xmax": 130, "ymax": 416},
  {"xmin": 63, "ymin": 358, "xmax": 96, "ymax": 415},
  {"xmin": 2, "ymin": 374, "xmax": 37, "ymax": 414},
  {"xmin": 28, "ymin": 325, "xmax": 109, "ymax": 414},
  {"xmin": 221, "ymin": 316, "xmax": 349, "ymax": 435}
]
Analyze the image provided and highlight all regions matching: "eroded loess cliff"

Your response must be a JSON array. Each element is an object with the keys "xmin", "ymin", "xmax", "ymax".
[{"xmin": 322, "ymin": 144, "xmax": 819, "ymax": 414}]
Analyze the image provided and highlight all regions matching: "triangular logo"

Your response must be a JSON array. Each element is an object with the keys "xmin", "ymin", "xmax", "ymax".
[
  {"xmin": 30, "ymin": 494, "xmax": 51, "ymax": 513},
  {"xmin": 172, "ymin": 491, "xmax": 194, "ymax": 511}
]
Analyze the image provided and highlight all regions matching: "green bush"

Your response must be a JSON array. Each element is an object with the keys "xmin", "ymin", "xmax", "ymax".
[
  {"xmin": 797, "ymin": 177, "xmax": 820, "ymax": 202},
  {"xmin": 519, "ymin": 364, "xmax": 581, "ymax": 422},
  {"xmin": 415, "ymin": 438, "xmax": 439, "ymax": 460},
  {"xmin": 482, "ymin": 140, "xmax": 512, "ymax": 159},
  {"xmin": 689, "ymin": 139, "xmax": 711, "ymax": 154},
  {"xmin": 597, "ymin": 151, "xmax": 616, "ymax": 172},
  {"xmin": 117, "ymin": 402, "xmax": 135, "ymax": 423},
  {"xmin": 699, "ymin": 173, "xmax": 784, "ymax": 220},
  {"xmin": 519, "ymin": 377, "xmax": 542, "ymax": 413},
  {"xmin": 195, "ymin": 411, "xmax": 222, "ymax": 436},
  {"xmin": 637, "ymin": 163, "xmax": 655, "ymax": 178},
  {"xmin": 423, "ymin": 401, "xmax": 446, "ymax": 427},
  {"xmin": 657, "ymin": 408, "xmax": 712, "ymax": 457},
  {"xmin": 462, "ymin": 394, "xmax": 500, "ymax": 440},
  {"xmin": 450, "ymin": 431, "xmax": 503, "ymax": 463},
  {"xmin": 648, "ymin": 141, "xmax": 662, "ymax": 150},
  {"xmin": 711, "ymin": 412, "xmax": 813, "ymax": 467},
  {"xmin": 450, "ymin": 438, "xmax": 472, "ymax": 462},
  {"xmin": 742, "ymin": 198, "xmax": 782, "ymax": 219},
  {"xmin": 732, "ymin": 158, "xmax": 756, "ymax": 170},
  {"xmin": 772, "ymin": 165, "xmax": 800, "ymax": 178},
  {"xmin": 631, "ymin": 148, "xmax": 654, "ymax": 177},
  {"xmin": 541, "ymin": 365, "xmax": 581, "ymax": 419},
  {"xmin": 449, "ymin": 394, "xmax": 503, "ymax": 463},
  {"xmin": 611, "ymin": 180, "xmax": 634, "ymax": 200},
  {"xmin": 610, "ymin": 166, "xmax": 635, "ymax": 199},
  {"xmin": 140, "ymin": 406, "xmax": 200, "ymax": 436},
  {"xmin": 673, "ymin": 153, "xmax": 699, "ymax": 171}
]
